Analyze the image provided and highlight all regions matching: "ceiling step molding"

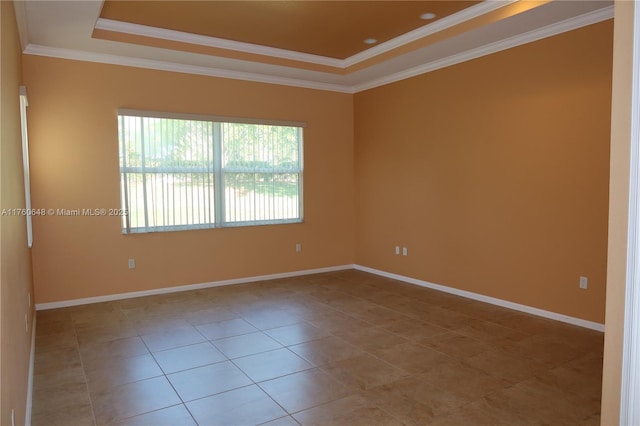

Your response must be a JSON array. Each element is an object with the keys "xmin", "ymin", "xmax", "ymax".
[
  {"xmin": 353, "ymin": 5, "xmax": 615, "ymax": 92},
  {"xmin": 23, "ymin": 5, "xmax": 614, "ymax": 94}
]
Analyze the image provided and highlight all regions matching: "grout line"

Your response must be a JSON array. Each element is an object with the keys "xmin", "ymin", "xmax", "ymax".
[{"xmin": 71, "ymin": 316, "xmax": 98, "ymax": 426}]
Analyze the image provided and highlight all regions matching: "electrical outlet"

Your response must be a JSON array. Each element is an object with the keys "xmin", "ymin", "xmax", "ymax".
[
  {"xmin": 579, "ymin": 276, "xmax": 588, "ymax": 290},
  {"xmin": 402, "ymin": 247, "xmax": 408, "ymax": 256},
  {"xmin": 395, "ymin": 246, "xmax": 400, "ymax": 255},
  {"xmin": 296, "ymin": 243, "xmax": 301, "ymax": 253},
  {"xmin": 128, "ymin": 259, "xmax": 136, "ymax": 269}
]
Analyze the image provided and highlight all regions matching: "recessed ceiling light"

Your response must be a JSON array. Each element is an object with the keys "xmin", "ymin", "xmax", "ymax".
[
  {"xmin": 363, "ymin": 38, "xmax": 378, "ymax": 45},
  {"xmin": 420, "ymin": 12, "xmax": 436, "ymax": 20}
]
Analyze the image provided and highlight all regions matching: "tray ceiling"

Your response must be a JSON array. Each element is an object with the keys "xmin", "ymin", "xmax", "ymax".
[{"xmin": 15, "ymin": 1, "xmax": 614, "ymax": 93}]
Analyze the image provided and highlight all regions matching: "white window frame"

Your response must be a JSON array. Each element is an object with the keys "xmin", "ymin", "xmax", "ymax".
[
  {"xmin": 118, "ymin": 109, "xmax": 305, "ymax": 234},
  {"xmin": 19, "ymin": 86, "xmax": 33, "ymax": 248}
]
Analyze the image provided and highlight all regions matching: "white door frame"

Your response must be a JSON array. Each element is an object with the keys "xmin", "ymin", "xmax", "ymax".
[{"xmin": 621, "ymin": 3, "xmax": 640, "ymax": 424}]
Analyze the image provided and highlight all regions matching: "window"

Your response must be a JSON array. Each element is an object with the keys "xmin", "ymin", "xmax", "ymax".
[{"xmin": 118, "ymin": 110, "xmax": 304, "ymax": 234}]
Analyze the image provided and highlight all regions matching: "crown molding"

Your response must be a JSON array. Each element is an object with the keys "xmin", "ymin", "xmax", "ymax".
[
  {"xmin": 13, "ymin": 0, "xmax": 30, "ymax": 51},
  {"xmin": 22, "ymin": 44, "xmax": 354, "ymax": 93},
  {"xmin": 22, "ymin": 5, "xmax": 613, "ymax": 95},
  {"xmin": 94, "ymin": 18, "xmax": 345, "ymax": 69},
  {"xmin": 343, "ymin": 0, "xmax": 518, "ymax": 67},
  {"xmin": 353, "ymin": 5, "xmax": 615, "ymax": 93},
  {"xmin": 94, "ymin": 1, "xmax": 515, "ymax": 71}
]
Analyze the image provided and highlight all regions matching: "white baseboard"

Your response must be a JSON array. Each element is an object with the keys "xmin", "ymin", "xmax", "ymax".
[
  {"xmin": 25, "ymin": 315, "xmax": 36, "ymax": 426},
  {"xmin": 35, "ymin": 264, "xmax": 355, "ymax": 310},
  {"xmin": 354, "ymin": 264, "xmax": 605, "ymax": 332},
  {"xmin": 34, "ymin": 263, "xmax": 605, "ymax": 332}
]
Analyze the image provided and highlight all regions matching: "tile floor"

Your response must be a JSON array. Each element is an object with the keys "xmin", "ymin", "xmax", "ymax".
[{"xmin": 32, "ymin": 270, "xmax": 604, "ymax": 425}]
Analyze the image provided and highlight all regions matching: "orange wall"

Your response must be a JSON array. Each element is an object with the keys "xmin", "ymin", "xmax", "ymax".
[
  {"xmin": 22, "ymin": 57, "xmax": 355, "ymax": 304},
  {"xmin": 23, "ymin": 20, "xmax": 613, "ymax": 327},
  {"xmin": 1, "ymin": 1, "xmax": 36, "ymax": 425},
  {"xmin": 354, "ymin": 21, "xmax": 613, "ymax": 323}
]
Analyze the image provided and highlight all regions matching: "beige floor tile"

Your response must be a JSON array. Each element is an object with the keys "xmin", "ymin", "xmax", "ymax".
[
  {"xmin": 72, "ymin": 310, "xmax": 130, "ymax": 331},
  {"xmin": 337, "ymin": 305, "xmax": 409, "ymax": 326},
  {"xmin": 466, "ymin": 305, "xmax": 523, "ymax": 325},
  {"xmin": 259, "ymin": 415, "xmax": 301, "ymax": 426},
  {"xmin": 153, "ymin": 341, "xmax": 226, "ymax": 374},
  {"xmin": 183, "ymin": 306, "xmax": 239, "ymax": 326},
  {"xmin": 320, "ymin": 353, "xmax": 409, "ymax": 391},
  {"xmin": 33, "ymin": 365, "xmax": 87, "ymax": 391},
  {"xmin": 79, "ymin": 336, "xmax": 150, "ymax": 369},
  {"xmin": 259, "ymin": 368, "xmax": 349, "ymax": 414},
  {"xmin": 212, "ymin": 331, "xmax": 283, "ymax": 359},
  {"xmin": 120, "ymin": 304, "xmax": 186, "ymax": 324},
  {"xmin": 35, "ymin": 318, "xmax": 75, "ymax": 337},
  {"xmin": 186, "ymin": 385, "xmax": 287, "ymax": 425},
  {"xmin": 195, "ymin": 317, "xmax": 258, "ymax": 340},
  {"xmin": 242, "ymin": 310, "xmax": 304, "ymax": 330},
  {"xmin": 534, "ymin": 357, "xmax": 603, "ymax": 411},
  {"xmin": 393, "ymin": 301, "xmax": 446, "ymax": 320},
  {"xmin": 454, "ymin": 319, "xmax": 530, "ymax": 343},
  {"xmin": 91, "ymin": 376, "xmax": 181, "ymax": 425},
  {"xmin": 34, "ymin": 346, "xmax": 82, "ymax": 375},
  {"xmin": 336, "ymin": 327, "xmax": 409, "ymax": 352},
  {"xmin": 32, "ymin": 381, "xmax": 92, "ymax": 415},
  {"xmin": 75, "ymin": 323, "xmax": 138, "ymax": 346},
  {"xmin": 31, "ymin": 403, "xmax": 95, "ymax": 426},
  {"xmin": 233, "ymin": 348, "xmax": 313, "ymax": 382},
  {"xmin": 413, "ymin": 305, "xmax": 476, "ymax": 330},
  {"xmin": 427, "ymin": 397, "xmax": 529, "ymax": 426},
  {"xmin": 264, "ymin": 322, "xmax": 330, "ymax": 346},
  {"xmin": 306, "ymin": 311, "xmax": 375, "ymax": 334},
  {"xmin": 110, "ymin": 404, "xmax": 196, "ymax": 426},
  {"xmin": 129, "ymin": 316, "xmax": 194, "ymax": 335},
  {"xmin": 552, "ymin": 326, "xmax": 605, "ymax": 353},
  {"xmin": 371, "ymin": 341, "xmax": 458, "ymax": 375},
  {"xmin": 484, "ymin": 375, "xmax": 598, "ymax": 425},
  {"xmin": 159, "ymin": 300, "xmax": 215, "ymax": 317},
  {"xmin": 293, "ymin": 394, "xmax": 403, "ymax": 426},
  {"xmin": 359, "ymin": 381, "xmax": 441, "ymax": 425},
  {"xmin": 418, "ymin": 360, "xmax": 509, "ymax": 400},
  {"xmin": 35, "ymin": 329, "xmax": 78, "ymax": 354},
  {"xmin": 463, "ymin": 346, "xmax": 549, "ymax": 384},
  {"xmin": 325, "ymin": 297, "xmax": 377, "ymax": 314},
  {"xmin": 379, "ymin": 318, "xmax": 449, "ymax": 341},
  {"xmin": 420, "ymin": 331, "xmax": 491, "ymax": 360},
  {"xmin": 376, "ymin": 362, "xmax": 510, "ymax": 419},
  {"xmin": 492, "ymin": 311, "xmax": 567, "ymax": 335},
  {"xmin": 509, "ymin": 333, "xmax": 588, "ymax": 367},
  {"xmin": 288, "ymin": 336, "xmax": 363, "ymax": 366},
  {"xmin": 166, "ymin": 360, "xmax": 252, "ymax": 401},
  {"xmin": 140, "ymin": 326, "xmax": 206, "ymax": 352},
  {"xmin": 85, "ymin": 353, "xmax": 164, "ymax": 393},
  {"xmin": 36, "ymin": 308, "xmax": 73, "ymax": 323}
]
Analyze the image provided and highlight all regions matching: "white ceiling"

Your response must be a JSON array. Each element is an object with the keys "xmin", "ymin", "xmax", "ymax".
[{"xmin": 14, "ymin": 1, "xmax": 614, "ymax": 94}]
